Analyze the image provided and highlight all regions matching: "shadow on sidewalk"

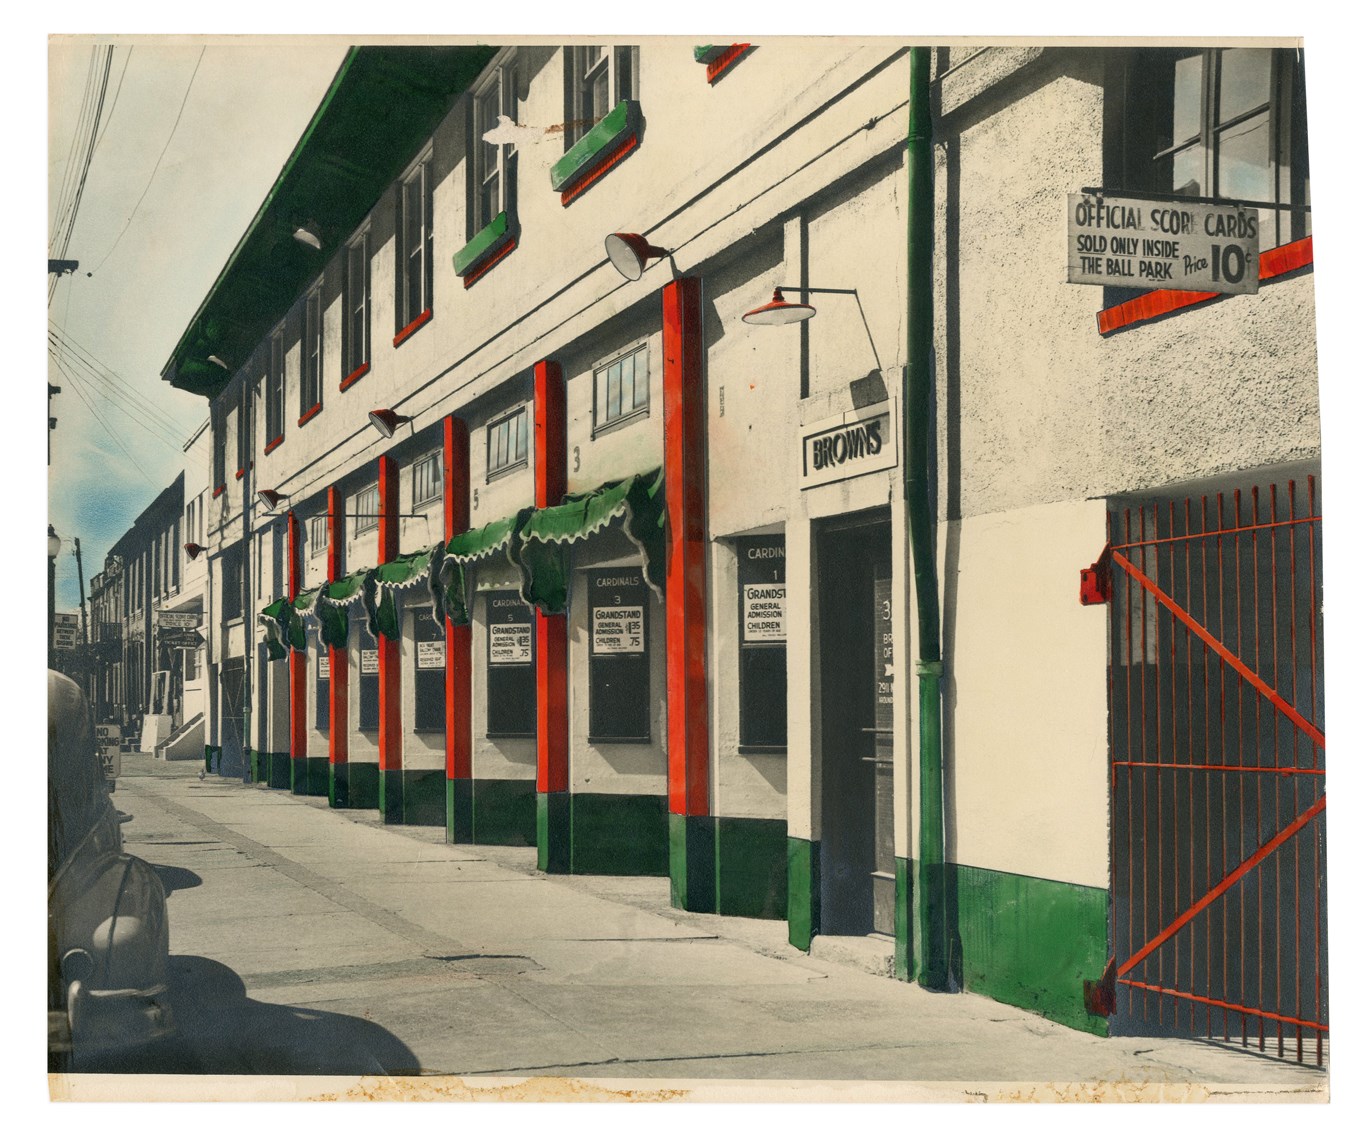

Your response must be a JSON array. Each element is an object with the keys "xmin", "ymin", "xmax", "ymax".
[{"xmin": 72, "ymin": 955, "xmax": 422, "ymax": 1075}]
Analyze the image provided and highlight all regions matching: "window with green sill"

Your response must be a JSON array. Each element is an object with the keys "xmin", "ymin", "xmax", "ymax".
[{"xmin": 565, "ymin": 45, "xmax": 637, "ymax": 149}]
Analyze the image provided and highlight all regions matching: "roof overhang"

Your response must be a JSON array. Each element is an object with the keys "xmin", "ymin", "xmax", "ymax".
[{"xmin": 161, "ymin": 44, "xmax": 496, "ymax": 400}]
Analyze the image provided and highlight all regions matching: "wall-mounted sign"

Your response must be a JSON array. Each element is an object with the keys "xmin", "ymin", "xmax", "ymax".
[
  {"xmin": 318, "ymin": 654, "xmax": 330, "ymax": 680},
  {"xmin": 737, "ymin": 536, "xmax": 787, "ymax": 749},
  {"xmin": 487, "ymin": 593, "xmax": 533, "ymax": 665},
  {"xmin": 1066, "ymin": 193, "xmax": 1259, "ymax": 295},
  {"xmin": 799, "ymin": 398, "xmax": 898, "ymax": 490},
  {"xmin": 157, "ymin": 611, "xmax": 201, "ymax": 629},
  {"xmin": 413, "ymin": 608, "xmax": 445, "ymax": 670},
  {"xmin": 591, "ymin": 570, "xmax": 647, "ymax": 655}
]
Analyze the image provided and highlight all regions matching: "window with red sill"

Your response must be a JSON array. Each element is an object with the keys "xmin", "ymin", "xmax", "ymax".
[
  {"xmin": 395, "ymin": 156, "xmax": 433, "ymax": 343},
  {"xmin": 341, "ymin": 229, "xmax": 370, "ymax": 387},
  {"xmin": 1101, "ymin": 47, "xmax": 1311, "ymax": 316},
  {"xmin": 264, "ymin": 331, "xmax": 285, "ymax": 449},
  {"xmin": 299, "ymin": 288, "xmax": 323, "ymax": 422}
]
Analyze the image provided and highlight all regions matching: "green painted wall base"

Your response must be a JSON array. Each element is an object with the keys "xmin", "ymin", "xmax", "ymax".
[
  {"xmin": 291, "ymin": 756, "xmax": 328, "ymax": 797},
  {"xmin": 572, "ymin": 793, "xmax": 668, "ymax": 876},
  {"xmin": 446, "ymin": 778, "xmax": 474, "ymax": 843},
  {"xmin": 403, "ymin": 769, "xmax": 447, "ymax": 827},
  {"xmin": 204, "ymin": 745, "xmax": 223, "ymax": 774},
  {"xmin": 787, "ymin": 836, "xmax": 821, "ymax": 951},
  {"xmin": 472, "ymin": 778, "xmax": 536, "ymax": 846},
  {"xmin": 247, "ymin": 749, "xmax": 265, "ymax": 784},
  {"xmin": 346, "ymin": 762, "xmax": 379, "ymax": 809},
  {"xmin": 267, "ymin": 751, "xmax": 290, "ymax": 790},
  {"xmin": 536, "ymin": 791, "xmax": 571, "ymax": 873},
  {"xmin": 891, "ymin": 856, "xmax": 1109, "ymax": 1035},
  {"xmin": 669, "ymin": 813, "xmax": 715, "ymax": 912},
  {"xmin": 894, "ymin": 857, "xmax": 916, "ymax": 982},
  {"xmin": 714, "ymin": 817, "xmax": 787, "ymax": 919},
  {"xmin": 329, "ymin": 762, "xmax": 349, "ymax": 808},
  {"xmin": 380, "ymin": 769, "xmax": 403, "ymax": 825}
]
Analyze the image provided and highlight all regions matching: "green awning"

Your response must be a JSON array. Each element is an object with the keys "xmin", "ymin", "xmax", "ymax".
[
  {"xmin": 517, "ymin": 469, "xmax": 665, "ymax": 615},
  {"xmin": 259, "ymin": 596, "xmax": 304, "ymax": 656},
  {"xmin": 437, "ymin": 507, "xmax": 533, "ymax": 627},
  {"xmin": 366, "ymin": 544, "xmax": 442, "ymax": 640}
]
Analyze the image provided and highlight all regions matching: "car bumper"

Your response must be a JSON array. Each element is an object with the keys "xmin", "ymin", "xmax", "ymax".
[{"xmin": 49, "ymin": 983, "xmax": 175, "ymax": 1055}]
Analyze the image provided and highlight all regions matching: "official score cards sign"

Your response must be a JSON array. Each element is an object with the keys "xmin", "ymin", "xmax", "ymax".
[{"xmin": 1067, "ymin": 193, "xmax": 1258, "ymax": 295}]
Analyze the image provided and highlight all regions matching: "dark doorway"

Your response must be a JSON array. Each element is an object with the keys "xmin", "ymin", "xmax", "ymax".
[
  {"xmin": 220, "ymin": 658, "xmax": 246, "ymax": 778},
  {"xmin": 818, "ymin": 513, "xmax": 893, "ymax": 936}
]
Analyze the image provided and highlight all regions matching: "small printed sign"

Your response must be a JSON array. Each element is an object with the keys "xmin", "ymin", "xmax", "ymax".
[
  {"xmin": 742, "ymin": 584, "xmax": 786, "ymax": 642},
  {"xmin": 589, "ymin": 570, "xmax": 647, "ymax": 656},
  {"xmin": 487, "ymin": 593, "xmax": 533, "ymax": 665},
  {"xmin": 360, "ymin": 649, "xmax": 379, "ymax": 675},
  {"xmin": 318, "ymin": 654, "xmax": 330, "ymax": 680},
  {"xmin": 416, "ymin": 639, "xmax": 445, "ymax": 669},
  {"xmin": 1066, "ymin": 192, "xmax": 1259, "ymax": 295},
  {"xmin": 799, "ymin": 399, "xmax": 898, "ymax": 490},
  {"xmin": 157, "ymin": 611, "xmax": 201, "ymax": 629}
]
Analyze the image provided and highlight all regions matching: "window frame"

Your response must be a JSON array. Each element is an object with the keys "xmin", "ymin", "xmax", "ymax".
[
  {"xmin": 395, "ymin": 153, "xmax": 434, "ymax": 339},
  {"xmin": 485, "ymin": 405, "xmax": 530, "ymax": 480},
  {"xmin": 591, "ymin": 342, "xmax": 651, "ymax": 437},
  {"xmin": 264, "ymin": 331, "xmax": 285, "ymax": 448},
  {"xmin": 353, "ymin": 484, "xmax": 379, "ymax": 536},
  {"xmin": 564, "ymin": 45, "xmax": 638, "ymax": 149},
  {"xmin": 299, "ymin": 287, "xmax": 323, "ymax": 421},
  {"xmin": 341, "ymin": 228, "xmax": 371, "ymax": 386},
  {"xmin": 308, "ymin": 514, "xmax": 329, "ymax": 558},
  {"xmin": 469, "ymin": 52, "xmax": 519, "ymax": 236},
  {"xmin": 411, "ymin": 450, "xmax": 444, "ymax": 508}
]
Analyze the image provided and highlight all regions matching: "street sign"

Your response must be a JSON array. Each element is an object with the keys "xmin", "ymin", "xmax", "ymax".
[
  {"xmin": 157, "ymin": 611, "xmax": 201, "ymax": 629},
  {"xmin": 1067, "ymin": 193, "xmax": 1259, "ymax": 295},
  {"xmin": 53, "ymin": 614, "xmax": 79, "ymax": 650},
  {"xmin": 159, "ymin": 629, "xmax": 205, "ymax": 649},
  {"xmin": 96, "ymin": 724, "xmax": 122, "ymax": 780}
]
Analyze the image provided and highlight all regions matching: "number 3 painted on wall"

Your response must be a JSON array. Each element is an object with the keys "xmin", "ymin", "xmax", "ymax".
[{"xmin": 573, "ymin": 446, "xmax": 581, "ymax": 472}]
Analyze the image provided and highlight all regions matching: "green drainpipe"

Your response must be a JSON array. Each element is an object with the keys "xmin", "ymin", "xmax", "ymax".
[{"xmin": 905, "ymin": 46, "xmax": 950, "ymax": 991}]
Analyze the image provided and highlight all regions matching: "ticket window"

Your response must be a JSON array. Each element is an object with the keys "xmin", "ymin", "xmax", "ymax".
[
  {"xmin": 588, "ymin": 568, "xmax": 650, "ymax": 744},
  {"xmin": 486, "ymin": 592, "xmax": 536, "ymax": 738},
  {"xmin": 357, "ymin": 620, "xmax": 379, "ymax": 731},
  {"xmin": 738, "ymin": 536, "xmax": 787, "ymax": 751},
  {"xmin": 412, "ymin": 607, "xmax": 446, "ymax": 732},
  {"xmin": 314, "ymin": 648, "xmax": 330, "ymax": 730}
]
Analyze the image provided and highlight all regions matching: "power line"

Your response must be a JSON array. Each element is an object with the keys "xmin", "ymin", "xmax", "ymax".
[
  {"xmin": 53, "ymin": 356, "xmax": 158, "ymax": 488},
  {"xmin": 93, "ymin": 46, "xmax": 133, "ymax": 154},
  {"xmin": 50, "ymin": 44, "xmax": 113, "ymax": 305},
  {"xmin": 50, "ymin": 46, "xmax": 101, "ymax": 248},
  {"xmin": 88, "ymin": 47, "xmax": 206, "ymax": 277}
]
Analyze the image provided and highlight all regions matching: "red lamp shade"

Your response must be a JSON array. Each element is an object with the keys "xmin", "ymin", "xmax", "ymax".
[
  {"xmin": 369, "ymin": 408, "xmax": 412, "ymax": 439},
  {"xmin": 742, "ymin": 288, "xmax": 816, "ymax": 326},
  {"xmin": 183, "ymin": 543, "xmax": 204, "ymax": 561},
  {"xmin": 604, "ymin": 233, "xmax": 669, "ymax": 281}
]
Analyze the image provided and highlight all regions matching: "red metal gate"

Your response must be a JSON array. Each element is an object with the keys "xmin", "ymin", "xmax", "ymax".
[{"xmin": 1092, "ymin": 473, "xmax": 1326, "ymax": 1062}]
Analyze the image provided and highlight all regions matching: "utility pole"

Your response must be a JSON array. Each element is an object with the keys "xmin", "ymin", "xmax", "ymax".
[
  {"xmin": 74, "ymin": 538, "xmax": 90, "ymax": 698},
  {"xmin": 49, "ymin": 384, "xmax": 61, "ymax": 465}
]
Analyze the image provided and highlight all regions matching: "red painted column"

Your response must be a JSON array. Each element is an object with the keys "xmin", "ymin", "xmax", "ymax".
[
  {"xmin": 534, "ymin": 358, "xmax": 570, "ymax": 871},
  {"xmin": 287, "ymin": 509, "xmax": 307, "ymax": 774},
  {"xmin": 378, "ymin": 454, "xmax": 403, "ymax": 822},
  {"xmin": 663, "ymin": 275, "xmax": 713, "ymax": 910},
  {"xmin": 327, "ymin": 486, "xmax": 348, "ymax": 801},
  {"xmin": 444, "ymin": 415, "xmax": 473, "ymax": 841}
]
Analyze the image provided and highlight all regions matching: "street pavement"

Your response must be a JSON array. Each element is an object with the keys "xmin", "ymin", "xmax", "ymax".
[{"xmin": 59, "ymin": 752, "xmax": 1332, "ymax": 1102}]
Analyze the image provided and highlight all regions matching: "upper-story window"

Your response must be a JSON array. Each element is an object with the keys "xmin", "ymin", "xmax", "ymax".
[
  {"xmin": 592, "ymin": 343, "xmax": 650, "ymax": 436},
  {"xmin": 471, "ymin": 55, "xmax": 518, "ymax": 234},
  {"xmin": 486, "ymin": 407, "xmax": 529, "ymax": 478},
  {"xmin": 411, "ymin": 451, "xmax": 443, "ymax": 507},
  {"xmin": 353, "ymin": 484, "xmax": 379, "ymax": 535},
  {"xmin": 300, "ymin": 289, "xmax": 323, "ymax": 417},
  {"xmin": 396, "ymin": 156, "xmax": 433, "ymax": 334},
  {"xmin": 565, "ymin": 46, "xmax": 637, "ymax": 147},
  {"xmin": 1117, "ymin": 47, "xmax": 1310, "ymax": 251},
  {"xmin": 212, "ymin": 402, "xmax": 226, "ymax": 491},
  {"xmin": 264, "ymin": 331, "xmax": 284, "ymax": 446},
  {"xmin": 308, "ymin": 514, "xmax": 329, "ymax": 555},
  {"xmin": 234, "ymin": 386, "xmax": 248, "ymax": 476},
  {"xmin": 342, "ymin": 230, "xmax": 370, "ymax": 383}
]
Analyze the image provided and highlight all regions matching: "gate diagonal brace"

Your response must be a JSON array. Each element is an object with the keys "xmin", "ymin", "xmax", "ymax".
[
  {"xmin": 1084, "ymin": 955, "xmax": 1117, "ymax": 1017},
  {"xmin": 1079, "ymin": 544, "xmax": 1113, "ymax": 606}
]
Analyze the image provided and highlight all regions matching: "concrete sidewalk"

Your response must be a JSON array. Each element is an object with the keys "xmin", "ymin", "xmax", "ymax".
[{"xmin": 69, "ymin": 753, "xmax": 1331, "ymax": 1103}]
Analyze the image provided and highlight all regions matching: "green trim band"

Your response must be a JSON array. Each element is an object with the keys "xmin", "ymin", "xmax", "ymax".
[
  {"xmin": 267, "ymin": 751, "xmax": 291, "ymax": 790},
  {"xmin": 571, "ymin": 793, "xmax": 668, "ymax": 876},
  {"xmin": 714, "ymin": 817, "xmax": 788, "ymax": 920},
  {"xmin": 536, "ymin": 791, "xmax": 571, "ymax": 873},
  {"xmin": 380, "ymin": 768, "xmax": 404, "ymax": 825},
  {"xmin": 549, "ymin": 100, "xmax": 638, "ymax": 193},
  {"xmin": 471, "ymin": 778, "xmax": 537, "ymax": 846},
  {"xmin": 669, "ymin": 813, "xmax": 714, "ymax": 912},
  {"xmin": 345, "ymin": 761, "xmax": 380, "ymax": 809},
  {"xmin": 291, "ymin": 755, "xmax": 329, "ymax": 797},
  {"xmin": 786, "ymin": 836, "xmax": 821, "ymax": 951},
  {"xmin": 402, "ymin": 768, "xmax": 447, "ymax": 827},
  {"xmin": 452, "ymin": 211, "xmax": 515, "ymax": 277}
]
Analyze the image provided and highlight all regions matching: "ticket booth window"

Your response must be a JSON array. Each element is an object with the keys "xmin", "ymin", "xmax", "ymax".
[
  {"xmin": 314, "ymin": 649, "xmax": 330, "ymax": 730},
  {"xmin": 412, "ymin": 607, "xmax": 446, "ymax": 732},
  {"xmin": 738, "ymin": 536, "xmax": 787, "ymax": 750},
  {"xmin": 587, "ymin": 568, "xmax": 650, "ymax": 743},
  {"xmin": 357, "ymin": 619, "xmax": 379, "ymax": 730},
  {"xmin": 486, "ymin": 591, "xmax": 536, "ymax": 737}
]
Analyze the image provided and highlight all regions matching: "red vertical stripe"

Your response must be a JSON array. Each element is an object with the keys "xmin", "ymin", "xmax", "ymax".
[
  {"xmin": 533, "ymin": 360, "xmax": 568, "ymax": 794},
  {"xmin": 287, "ymin": 510, "xmax": 306, "ymax": 759},
  {"xmin": 378, "ymin": 455, "xmax": 401, "ymax": 773},
  {"xmin": 328, "ymin": 486, "xmax": 347, "ymax": 766},
  {"xmin": 444, "ymin": 416, "xmax": 472, "ymax": 781},
  {"xmin": 663, "ymin": 276, "xmax": 709, "ymax": 818}
]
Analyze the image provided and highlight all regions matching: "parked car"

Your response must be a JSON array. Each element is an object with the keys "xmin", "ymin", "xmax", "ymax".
[{"xmin": 48, "ymin": 670, "xmax": 173, "ymax": 1068}]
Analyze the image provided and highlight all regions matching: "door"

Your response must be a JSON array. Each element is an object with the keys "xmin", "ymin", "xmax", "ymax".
[
  {"xmin": 818, "ymin": 515, "xmax": 894, "ymax": 936},
  {"xmin": 1104, "ymin": 473, "xmax": 1326, "ymax": 1064},
  {"xmin": 220, "ymin": 658, "xmax": 246, "ymax": 779}
]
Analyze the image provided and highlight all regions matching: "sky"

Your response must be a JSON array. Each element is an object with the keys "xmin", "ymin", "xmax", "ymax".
[{"xmin": 46, "ymin": 37, "xmax": 352, "ymax": 613}]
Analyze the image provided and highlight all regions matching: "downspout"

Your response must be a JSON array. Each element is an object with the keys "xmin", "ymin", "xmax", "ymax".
[
  {"xmin": 241, "ymin": 380, "xmax": 254, "ymax": 781},
  {"xmin": 904, "ymin": 46, "xmax": 950, "ymax": 990}
]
